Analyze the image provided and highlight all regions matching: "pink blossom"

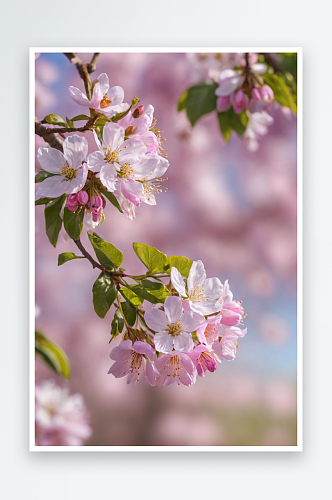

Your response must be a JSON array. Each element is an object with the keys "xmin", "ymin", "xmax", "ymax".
[
  {"xmin": 215, "ymin": 69, "xmax": 243, "ymax": 97},
  {"xmin": 77, "ymin": 190, "xmax": 88, "ymax": 205},
  {"xmin": 69, "ymin": 73, "xmax": 128, "ymax": 116},
  {"xmin": 155, "ymin": 351, "xmax": 197, "ymax": 386},
  {"xmin": 88, "ymin": 195, "xmax": 103, "ymax": 223},
  {"xmin": 218, "ymin": 280, "xmax": 243, "ymax": 326},
  {"xmin": 144, "ymin": 296, "xmax": 205, "ymax": 353},
  {"xmin": 217, "ymin": 95, "xmax": 232, "ymax": 112},
  {"xmin": 117, "ymin": 104, "xmax": 160, "ymax": 154},
  {"xmin": 66, "ymin": 193, "xmax": 79, "ymax": 212},
  {"xmin": 108, "ymin": 340, "xmax": 159, "ymax": 385},
  {"xmin": 196, "ymin": 314, "xmax": 221, "ymax": 345},
  {"xmin": 186, "ymin": 344, "xmax": 218, "ymax": 377},
  {"xmin": 233, "ymin": 90, "xmax": 249, "ymax": 114},
  {"xmin": 212, "ymin": 326, "xmax": 247, "ymax": 361},
  {"xmin": 35, "ymin": 380, "xmax": 92, "ymax": 446}
]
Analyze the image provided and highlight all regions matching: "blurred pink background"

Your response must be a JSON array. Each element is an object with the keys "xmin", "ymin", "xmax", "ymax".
[{"xmin": 35, "ymin": 52, "xmax": 297, "ymax": 446}]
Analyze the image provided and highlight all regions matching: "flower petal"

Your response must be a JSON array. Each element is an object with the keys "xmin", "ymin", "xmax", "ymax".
[
  {"xmin": 68, "ymin": 86, "xmax": 91, "ymax": 107},
  {"xmin": 99, "ymin": 164, "xmax": 117, "ymax": 192},
  {"xmin": 37, "ymin": 147, "xmax": 66, "ymax": 173},
  {"xmin": 96, "ymin": 73, "xmax": 109, "ymax": 94},
  {"xmin": 36, "ymin": 175, "xmax": 67, "ymax": 198},
  {"xmin": 107, "ymin": 86, "xmax": 124, "ymax": 106},
  {"xmin": 251, "ymin": 63, "xmax": 268, "ymax": 74},
  {"xmin": 120, "ymin": 178, "xmax": 143, "ymax": 206},
  {"xmin": 173, "ymin": 333, "xmax": 194, "ymax": 352},
  {"xmin": 170, "ymin": 267, "xmax": 187, "ymax": 297},
  {"xmin": 154, "ymin": 332, "xmax": 174, "ymax": 353},
  {"xmin": 103, "ymin": 122, "xmax": 125, "ymax": 150},
  {"xmin": 90, "ymin": 83, "xmax": 103, "ymax": 109},
  {"xmin": 87, "ymin": 151, "xmax": 105, "ymax": 173},
  {"xmin": 65, "ymin": 164, "xmax": 87, "ymax": 194},
  {"xmin": 181, "ymin": 310, "xmax": 205, "ymax": 332},
  {"xmin": 188, "ymin": 260, "xmax": 206, "ymax": 292},
  {"xmin": 190, "ymin": 299, "xmax": 222, "ymax": 316},
  {"xmin": 164, "ymin": 296, "xmax": 183, "ymax": 323},
  {"xmin": 144, "ymin": 309, "xmax": 168, "ymax": 332},
  {"xmin": 119, "ymin": 137, "xmax": 147, "ymax": 165},
  {"xmin": 63, "ymin": 135, "xmax": 88, "ymax": 169},
  {"xmin": 204, "ymin": 277, "xmax": 223, "ymax": 300}
]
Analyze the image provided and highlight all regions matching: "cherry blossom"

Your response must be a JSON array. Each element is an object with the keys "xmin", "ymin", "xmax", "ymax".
[
  {"xmin": 186, "ymin": 344, "xmax": 218, "ymax": 377},
  {"xmin": 171, "ymin": 260, "xmax": 223, "ymax": 315},
  {"xmin": 196, "ymin": 314, "xmax": 222, "ymax": 345},
  {"xmin": 36, "ymin": 135, "xmax": 88, "ymax": 198},
  {"xmin": 117, "ymin": 104, "xmax": 160, "ymax": 154},
  {"xmin": 212, "ymin": 326, "xmax": 247, "ymax": 361},
  {"xmin": 144, "ymin": 296, "xmax": 205, "ymax": 353},
  {"xmin": 69, "ymin": 73, "xmax": 127, "ymax": 116},
  {"xmin": 155, "ymin": 351, "xmax": 197, "ymax": 386},
  {"xmin": 35, "ymin": 380, "xmax": 92, "ymax": 446},
  {"xmin": 108, "ymin": 340, "xmax": 159, "ymax": 385}
]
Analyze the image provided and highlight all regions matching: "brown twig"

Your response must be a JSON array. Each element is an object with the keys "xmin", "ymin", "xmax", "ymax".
[
  {"xmin": 35, "ymin": 118, "xmax": 64, "ymax": 151},
  {"xmin": 87, "ymin": 53, "xmax": 100, "ymax": 74},
  {"xmin": 39, "ymin": 113, "xmax": 102, "ymax": 135},
  {"xmin": 63, "ymin": 52, "xmax": 92, "ymax": 100},
  {"xmin": 73, "ymin": 239, "xmax": 106, "ymax": 271},
  {"xmin": 261, "ymin": 53, "xmax": 283, "ymax": 73}
]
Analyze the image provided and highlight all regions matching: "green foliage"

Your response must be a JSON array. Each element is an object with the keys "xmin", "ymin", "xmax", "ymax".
[
  {"xmin": 44, "ymin": 195, "xmax": 66, "ymax": 247},
  {"xmin": 63, "ymin": 207, "xmax": 84, "ymax": 240},
  {"xmin": 263, "ymin": 73, "xmax": 297, "ymax": 113},
  {"xmin": 140, "ymin": 279, "xmax": 170, "ymax": 302},
  {"xmin": 99, "ymin": 188, "xmax": 123, "ymax": 213},
  {"xmin": 218, "ymin": 108, "xmax": 249, "ymax": 141},
  {"xmin": 43, "ymin": 113, "xmax": 68, "ymax": 127},
  {"xmin": 70, "ymin": 114, "xmax": 90, "ymax": 122},
  {"xmin": 133, "ymin": 243, "xmax": 167, "ymax": 274},
  {"xmin": 111, "ymin": 96, "xmax": 140, "ymax": 122},
  {"xmin": 164, "ymin": 255, "xmax": 193, "ymax": 278},
  {"xmin": 35, "ymin": 170, "xmax": 56, "ymax": 183},
  {"xmin": 35, "ymin": 330, "xmax": 70, "ymax": 378},
  {"xmin": 130, "ymin": 285, "xmax": 160, "ymax": 304},
  {"xmin": 177, "ymin": 90, "xmax": 188, "ymax": 111},
  {"xmin": 35, "ymin": 197, "xmax": 53, "ymax": 206},
  {"xmin": 279, "ymin": 53, "xmax": 297, "ymax": 81},
  {"xmin": 88, "ymin": 232, "xmax": 123, "ymax": 268},
  {"xmin": 92, "ymin": 272, "xmax": 117, "ymax": 318},
  {"xmin": 181, "ymin": 82, "xmax": 218, "ymax": 126},
  {"xmin": 58, "ymin": 252, "xmax": 85, "ymax": 266},
  {"xmin": 121, "ymin": 301, "xmax": 136, "ymax": 326},
  {"xmin": 119, "ymin": 287, "xmax": 144, "ymax": 307},
  {"xmin": 111, "ymin": 308, "xmax": 124, "ymax": 338}
]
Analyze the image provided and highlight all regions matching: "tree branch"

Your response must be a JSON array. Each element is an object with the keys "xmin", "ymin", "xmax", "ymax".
[
  {"xmin": 63, "ymin": 52, "xmax": 92, "ymax": 100},
  {"xmin": 73, "ymin": 239, "xmax": 106, "ymax": 271},
  {"xmin": 39, "ymin": 113, "xmax": 102, "ymax": 135},
  {"xmin": 35, "ymin": 118, "xmax": 64, "ymax": 152},
  {"xmin": 87, "ymin": 53, "xmax": 100, "ymax": 74},
  {"xmin": 261, "ymin": 53, "xmax": 283, "ymax": 73}
]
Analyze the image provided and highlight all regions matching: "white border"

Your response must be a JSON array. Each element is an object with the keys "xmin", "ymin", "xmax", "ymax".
[{"xmin": 30, "ymin": 47, "xmax": 302, "ymax": 452}]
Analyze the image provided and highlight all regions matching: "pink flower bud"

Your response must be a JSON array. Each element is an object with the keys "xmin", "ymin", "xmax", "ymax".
[
  {"xmin": 132, "ymin": 105, "xmax": 144, "ymax": 118},
  {"xmin": 217, "ymin": 95, "xmax": 231, "ymax": 112},
  {"xmin": 223, "ymin": 300, "xmax": 243, "ymax": 316},
  {"xmin": 66, "ymin": 193, "xmax": 78, "ymax": 212},
  {"xmin": 233, "ymin": 90, "xmax": 249, "ymax": 114},
  {"xmin": 251, "ymin": 88, "xmax": 262, "ymax": 101},
  {"xmin": 77, "ymin": 190, "xmax": 88, "ymax": 205},
  {"xmin": 88, "ymin": 195, "xmax": 103, "ymax": 223},
  {"xmin": 260, "ymin": 84, "xmax": 274, "ymax": 102},
  {"xmin": 220, "ymin": 309, "xmax": 241, "ymax": 327}
]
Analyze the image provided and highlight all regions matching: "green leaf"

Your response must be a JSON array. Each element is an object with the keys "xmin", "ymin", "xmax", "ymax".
[
  {"xmin": 70, "ymin": 114, "xmax": 90, "ymax": 122},
  {"xmin": 35, "ymin": 170, "xmax": 56, "ymax": 183},
  {"xmin": 263, "ymin": 73, "xmax": 297, "ymax": 113},
  {"xmin": 63, "ymin": 207, "xmax": 84, "ymax": 240},
  {"xmin": 120, "ymin": 287, "xmax": 144, "ymax": 307},
  {"xmin": 88, "ymin": 232, "xmax": 123, "ymax": 268},
  {"xmin": 164, "ymin": 255, "xmax": 193, "ymax": 278},
  {"xmin": 140, "ymin": 279, "xmax": 170, "ymax": 302},
  {"xmin": 44, "ymin": 195, "xmax": 66, "ymax": 247},
  {"xmin": 111, "ymin": 96, "xmax": 140, "ymax": 123},
  {"xmin": 58, "ymin": 252, "xmax": 85, "ymax": 266},
  {"xmin": 94, "ymin": 115, "xmax": 111, "ymax": 127},
  {"xmin": 43, "ymin": 113, "xmax": 68, "ymax": 127},
  {"xmin": 92, "ymin": 272, "xmax": 117, "ymax": 318},
  {"xmin": 130, "ymin": 285, "xmax": 160, "ymax": 304},
  {"xmin": 99, "ymin": 188, "xmax": 123, "ymax": 213},
  {"xmin": 177, "ymin": 90, "xmax": 188, "ymax": 112},
  {"xmin": 35, "ymin": 197, "xmax": 53, "ymax": 206},
  {"xmin": 35, "ymin": 330, "xmax": 70, "ymax": 378},
  {"xmin": 133, "ymin": 242, "xmax": 167, "ymax": 275},
  {"xmin": 185, "ymin": 82, "xmax": 218, "ymax": 126},
  {"xmin": 111, "ymin": 308, "xmax": 124, "ymax": 338},
  {"xmin": 121, "ymin": 301, "xmax": 136, "ymax": 326},
  {"xmin": 217, "ymin": 108, "xmax": 249, "ymax": 140},
  {"xmin": 279, "ymin": 53, "xmax": 297, "ymax": 81}
]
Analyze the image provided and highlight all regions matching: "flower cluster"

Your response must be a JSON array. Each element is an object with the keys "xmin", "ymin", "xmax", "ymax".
[
  {"xmin": 36, "ymin": 72, "xmax": 169, "ymax": 222},
  {"xmin": 108, "ymin": 260, "xmax": 247, "ymax": 387},
  {"xmin": 35, "ymin": 380, "xmax": 92, "ymax": 446}
]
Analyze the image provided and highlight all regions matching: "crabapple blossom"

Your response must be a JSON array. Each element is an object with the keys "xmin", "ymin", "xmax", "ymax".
[
  {"xmin": 77, "ymin": 190, "xmax": 88, "ymax": 205},
  {"xmin": 35, "ymin": 380, "xmax": 92, "ymax": 446},
  {"xmin": 108, "ymin": 340, "xmax": 159, "ymax": 385},
  {"xmin": 196, "ymin": 314, "xmax": 222, "ymax": 346},
  {"xmin": 155, "ymin": 351, "xmax": 197, "ymax": 387},
  {"xmin": 87, "ymin": 194, "xmax": 103, "ymax": 223},
  {"xmin": 66, "ymin": 193, "xmax": 79, "ymax": 212},
  {"xmin": 212, "ymin": 326, "xmax": 247, "ymax": 361},
  {"xmin": 144, "ymin": 296, "xmax": 205, "ymax": 353},
  {"xmin": 69, "ymin": 73, "xmax": 128, "ymax": 116},
  {"xmin": 186, "ymin": 344, "xmax": 218, "ymax": 377},
  {"xmin": 117, "ymin": 104, "xmax": 160, "ymax": 154},
  {"xmin": 233, "ymin": 90, "xmax": 250, "ymax": 114},
  {"xmin": 217, "ymin": 95, "xmax": 232, "ymax": 112},
  {"xmin": 36, "ymin": 135, "xmax": 88, "ymax": 197},
  {"xmin": 171, "ymin": 260, "xmax": 223, "ymax": 315},
  {"xmin": 215, "ymin": 69, "xmax": 244, "ymax": 97}
]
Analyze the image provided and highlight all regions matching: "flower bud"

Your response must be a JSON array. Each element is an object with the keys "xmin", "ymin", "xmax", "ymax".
[
  {"xmin": 77, "ymin": 190, "xmax": 88, "ymax": 205},
  {"xmin": 88, "ymin": 195, "xmax": 103, "ymax": 223},
  {"xmin": 233, "ymin": 90, "xmax": 249, "ymax": 114},
  {"xmin": 66, "ymin": 193, "xmax": 78, "ymax": 212},
  {"xmin": 220, "ymin": 308, "xmax": 241, "ymax": 326},
  {"xmin": 132, "ymin": 105, "xmax": 144, "ymax": 118},
  {"xmin": 251, "ymin": 88, "xmax": 262, "ymax": 101},
  {"xmin": 217, "ymin": 95, "xmax": 231, "ymax": 112},
  {"xmin": 260, "ymin": 84, "xmax": 274, "ymax": 102},
  {"xmin": 125, "ymin": 125, "xmax": 137, "ymax": 136}
]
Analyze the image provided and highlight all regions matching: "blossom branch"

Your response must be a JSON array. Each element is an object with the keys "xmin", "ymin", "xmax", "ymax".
[
  {"xmin": 35, "ymin": 118, "xmax": 64, "ymax": 151},
  {"xmin": 73, "ymin": 239, "xmax": 107, "ymax": 272},
  {"xmin": 87, "ymin": 53, "xmax": 100, "ymax": 73},
  {"xmin": 63, "ymin": 52, "xmax": 93, "ymax": 100},
  {"xmin": 39, "ymin": 113, "xmax": 102, "ymax": 135}
]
